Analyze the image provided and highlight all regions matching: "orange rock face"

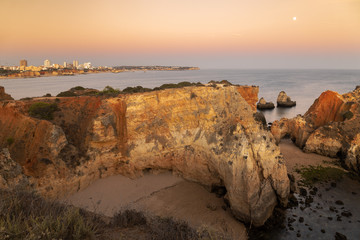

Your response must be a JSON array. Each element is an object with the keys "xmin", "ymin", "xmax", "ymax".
[
  {"xmin": 305, "ymin": 90, "xmax": 350, "ymax": 128},
  {"xmin": 236, "ymin": 85, "xmax": 259, "ymax": 111}
]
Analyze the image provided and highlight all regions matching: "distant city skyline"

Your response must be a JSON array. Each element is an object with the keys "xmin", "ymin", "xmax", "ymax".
[{"xmin": 1, "ymin": 0, "xmax": 359, "ymax": 69}]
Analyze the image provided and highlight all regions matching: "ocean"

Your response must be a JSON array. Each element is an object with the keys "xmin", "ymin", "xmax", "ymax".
[{"xmin": 1, "ymin": 69, "xmax": 359, "ymax": 122}]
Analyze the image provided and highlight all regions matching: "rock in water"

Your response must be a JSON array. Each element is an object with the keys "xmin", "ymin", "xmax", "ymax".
[
  {"xmin": 0, "ymin": 85, "xmax": 289, "ymax": 226},
  {"xmin": 277, "ymin": 91, "xmax": 296, "ymax": 107},
  {"xmin": 257, "ymin": 97, "xmax": 275, "ymax": 110}
]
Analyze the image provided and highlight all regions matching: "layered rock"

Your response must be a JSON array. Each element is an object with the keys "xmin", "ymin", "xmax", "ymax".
[
  {"xmin": 271, "ymin": 87, "xmax": 360, "ymax": 173},
  {"xmin": 257, "ymin": 97, "xmax": 275, "ymax": 110},
  {"xmin": 0, "ymin": 85, "xmax": 289, "ymax": 226},
  {"xmin": 0, "ymin": 86, "xmax": 13, "ymax": 101},
  {"xmin": 277, "ymin": 91, "xmax": 296, "ymax": 107}
]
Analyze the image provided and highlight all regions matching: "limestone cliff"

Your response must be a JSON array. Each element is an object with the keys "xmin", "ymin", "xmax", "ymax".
[
  {"xmin": 0, "ymin": 85, "xmax": 288, "ymax": 226},
  {"xmin": 271, "ymin": 87, "xmax": 360, "ymax": 173}
]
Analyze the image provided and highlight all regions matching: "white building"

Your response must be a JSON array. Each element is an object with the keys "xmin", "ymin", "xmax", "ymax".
[
  {"xmin": 73, "ymin": 60, "xmax": 79, "ymax": 69},
  {"xmin": 84, "ymin": 62, "xmax": 92, "ymax": 69},
  {"xmin": 63, "ymin": 62, "xmax": 67, "ymax": 68},
  {"xmin": 44, "ymin": 59, "xmax": 51, "ymax": 68}
]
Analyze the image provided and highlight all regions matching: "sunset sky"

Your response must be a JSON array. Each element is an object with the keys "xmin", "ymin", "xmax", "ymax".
[{"xmin": 1, "ymin": 0, "xmax": 360, "ymax": 68}]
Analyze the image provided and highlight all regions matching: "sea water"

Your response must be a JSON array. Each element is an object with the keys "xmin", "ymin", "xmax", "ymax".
[{"xmin": 1, "ymin": 69, "xmax": 359, "ymax": 122}]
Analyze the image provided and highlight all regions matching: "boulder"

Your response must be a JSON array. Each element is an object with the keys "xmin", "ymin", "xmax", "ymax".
[
  {"xmin": 277, "ymin": 91, "xmax": 296, "ymax": 107},
  {"xmin": 0, "ymin": 85, "xmax": 289, "ymax": 227},
  {"xmin": 257, "ymin": 97, "xmax": 275, "ymax": 110},
  {"xmin": 0, "ymin": 86, "xmax": 13, "ymax": 101}
]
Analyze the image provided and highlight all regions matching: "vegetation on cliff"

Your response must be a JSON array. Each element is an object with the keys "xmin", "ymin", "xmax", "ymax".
[{"xmin": 28, "ymin": 102, "xmax": 59, "ymax": 120}]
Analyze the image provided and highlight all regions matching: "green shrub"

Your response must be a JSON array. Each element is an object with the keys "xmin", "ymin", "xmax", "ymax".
[
  {"xmin": 6, "ymin": 137, "xmax": 14, "ymax": 146},
  {"xmin": 43, "ymin": 93, "xmax": 52, "ymax": 97},
  {"xmin": 296, "ymin": 165, "xmax": 345, "ymax": 185},
  {"xmin": 28, "ymin": 102, "xmax": 59, "ymax": 120},
  {"xmin": 56, "ymin": 91, "xmax": 77, "ymax": 97},
  {"xmin": 122, "ymin": 86, "xmax": 152, "ymax": 94},
  {"xmin": 97, "ymin": 86, "xmax": 121, "ymax": 96},
  {"xmin": 70, "ymin": 86, "xmax": 85, "ymax": 91}
]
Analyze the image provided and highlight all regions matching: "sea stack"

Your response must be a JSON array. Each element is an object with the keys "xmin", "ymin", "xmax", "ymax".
[
  {"xmin": 277, "ymin": 91, "xmax": 296, "ymax": 107},
  {"xmin": 257, "ymin": 97, "xmax": 275, "ymax": 110}
]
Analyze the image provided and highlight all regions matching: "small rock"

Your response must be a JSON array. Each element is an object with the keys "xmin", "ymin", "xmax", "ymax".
[
  {"xmin": 328, "ymin": 217, "xmax": 333, "ymax": 221},
  {"xmin": 329, "ymin": 206, "xmax": 336, "ymax": 212},
  {"xmin": 289, "ymin": 226, "xmax": 294, "ymax": 231},
  {"xmin": 335, "ymin": 232, "xmax": 347, "ymax": 240},
  {"xmin": 309, "ymin": 227, "xmax": 313, "ymax": 231},
  {"xmin": 206, "ymin": 203, "xmax": 217, "ymax": 211},
  {"xmin": 341, "ymin": 211, "xmax": 352, "ymax": 217},
  {"xmin": 305, "ymin": 196, "xmax": 313, "ymax": 206},
  {"xmin": 351, "ymin": 192, "xmax": 357, "ymax": 195},
  {"xmin": 335, "ymin": 200, "xmax": 344, "ymax": 205},
  {"xmin": 299, "ymin": 217, "xmax": 304, "ymax": 223},
  {"xmin": 296, "ymin": 233, "xmax": 301, "ymax": 238},
  {"xmin": 331, "ymin": 182, "xmax": 337, "ymax": 187},
  {"xmin": 299, "ymin": 188, "xmax": 307, "ymax": 197},
  {"xmin": 321, "ymin": 229, "xmax": 326, "ymax": 233},
  {"xmin": 337, "ymin": 216, "xmax": 342, "ymax": 221}
]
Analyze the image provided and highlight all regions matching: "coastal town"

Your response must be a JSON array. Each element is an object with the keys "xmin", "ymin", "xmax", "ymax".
[{"xmin": 0, "ymin": 59, "xmax": 200, "ymax": 79}]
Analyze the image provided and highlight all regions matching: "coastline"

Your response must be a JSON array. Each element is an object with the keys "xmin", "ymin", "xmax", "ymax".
[{"xmin": 0, "ymin": 67, "xmax": 200, "ymax": 80}]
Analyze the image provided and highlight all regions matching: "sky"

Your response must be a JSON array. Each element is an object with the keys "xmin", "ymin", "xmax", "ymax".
[{"xmin": 1, "ymin": 0, "xmax": 360, "ymax": 69}]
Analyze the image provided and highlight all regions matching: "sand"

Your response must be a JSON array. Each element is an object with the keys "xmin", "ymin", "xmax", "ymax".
[
  {"xmin": 279, "ymin": 138, "xmax": 339, "ymax": 174},
  {"xmin": 64, "ymin": 171, "xmax": 247, "ymax": 239}
]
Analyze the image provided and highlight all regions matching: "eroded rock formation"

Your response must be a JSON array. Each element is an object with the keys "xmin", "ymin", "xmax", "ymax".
[
  {"xmin": 271, "ymin": 87, "xmax": 360, "ymax": 173},
  {"xmin": 257, "ymin": 97, "xmax": 275, "ymax": 110},
  {"xmin": 0, "ymin": 85, "xmax": 289, "ymax": 226},
  {"xmin": 277, "ymin": 91, "xmax": 296, "ymax": 107}
]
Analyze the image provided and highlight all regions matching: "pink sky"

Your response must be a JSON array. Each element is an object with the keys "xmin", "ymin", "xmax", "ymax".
[{"xmin": 1, "ymin": 0, "xmax": 360, "ymax": 68}]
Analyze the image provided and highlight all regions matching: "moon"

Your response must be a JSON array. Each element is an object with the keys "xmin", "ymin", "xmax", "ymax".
[{"xmin": 293, "ymin": 16, "xmax": 297, "ymax": 21}]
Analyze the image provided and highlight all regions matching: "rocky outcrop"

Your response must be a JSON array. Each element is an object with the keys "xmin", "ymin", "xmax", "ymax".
[
  {"xmin": 277, "ymin": 91, "xmax": 296, "ymax": 107},
  {"xmin": 271, "ymin": 87, "xmax": 360, "ymax": 173},
  {"xmin": 0, "ymin": 85, "xmax": 289, "ymax": 226},
  {"xmin": 0, "ymin": 148, "xmax": 28, "ymax": 189},
  {"xmin": 257, "ymin": 97, "xmax": 275, "ymax": 110},
  {"xmin": 346, "ymin": 134, "xmax": 360, "ymax": 172},
  {"xmin": 0, "ymin": 86, "xmax": 13, "ymax": 101}
]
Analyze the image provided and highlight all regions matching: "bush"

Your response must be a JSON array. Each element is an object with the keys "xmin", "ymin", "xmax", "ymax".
[
  {"xmin": 43, "ymin": 93, "xmax": 52, "ymax": 97},
  {"xmin": 122, "ymin": 86, "xmax": 152, "ymax": 94},
  {"xmin": 70, "ymin": 86, "xmax": 85, "ymax": 91},
  {"xmin": 6, "ymin": 137, "xmax": 14, "ymax": 146},
  {"xmin": 97, "ymin": 86, "xmax": 121, "ymax": 96},
  {"xmin": 0, "ymin": 189, "xmax": 98, "ymax": 240},
  {"xmin": 56, "ymin": 91, "xmax": 77, "ymax": 97},
  {"xmin": 153, "ymin": 81, "xmax": 202, "ymax": 91},
  {"xmin": 28, "ymin": 102, "xmax": 59, "ymax": 120}
]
